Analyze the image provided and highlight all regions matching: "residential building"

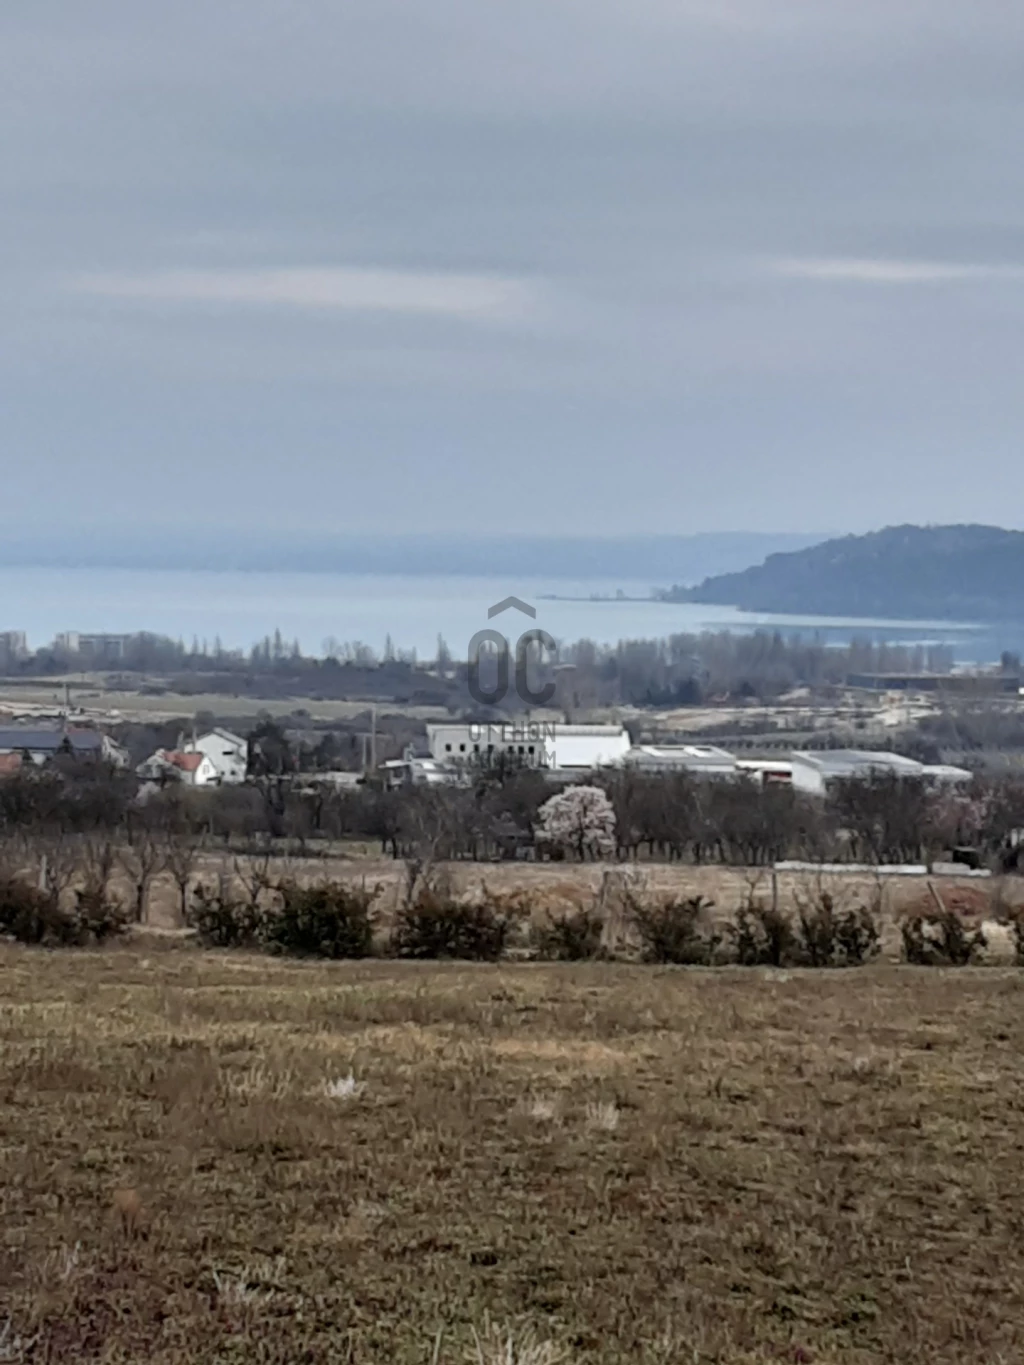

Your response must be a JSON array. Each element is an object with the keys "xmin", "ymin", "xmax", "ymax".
[
  {"xmin": 183, "ymin": 728, "xmax": 248, "ymax": 784},
  {"xmin": 54, "ymin": 632, "xmax": 132, "ymax": 662},
  {"xmin": 790, "ymin": 750, "xmax": 972, "ymax": 796},
  {"xmin": 0, "ymin": 631, "xmax": 28, "ymax": 660},
  {"xmin": 426, "ymin": 722, "xmax": 631, "ymax": 772},
  {"xmin": 136, "ymin": 749, "xmax": 221, "ymax": 787},
  {"xmin": 0, "ymin": 726, "xmax": 128, "ymax": 767}
]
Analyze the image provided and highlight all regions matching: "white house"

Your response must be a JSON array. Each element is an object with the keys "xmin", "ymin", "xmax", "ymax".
[
  {"xmin": 136, "ymin": 749, "xmax": 221, "ymax": 787},
  {"xmin": 183, "ymin": 728, "xmax": 248, "ymax": 784},
  {"xmin": 426, "ymin": 722, "xmax": 631, "ymax": 772}
]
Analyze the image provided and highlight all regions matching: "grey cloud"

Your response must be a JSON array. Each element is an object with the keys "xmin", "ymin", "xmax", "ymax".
[
  {"xmin": 1, "ymin": 1, "xmax": 1024, "ymax": 534},
  {"xmin": 72, "ymin": 267, "xmax": 540, "ymax": 322}
]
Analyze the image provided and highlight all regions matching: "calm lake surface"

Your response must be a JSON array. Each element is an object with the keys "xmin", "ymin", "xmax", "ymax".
[{"xmin": 0, "ymin": 567, "xmax": 1006, "ymax": 662}]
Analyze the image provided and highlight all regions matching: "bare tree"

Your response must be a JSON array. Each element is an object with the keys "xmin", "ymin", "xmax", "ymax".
[
  {"xmin": 234, "ymin": 847, "xmax": 273, "ymax": 910},
  {"xmin": 162, "ymin": 834, "xmax": 201, "ymax": 924},
  {"xmin": 37, "ymin": 833, "xmax": 81, "ymax": 904},
  {"xmin": 81, "ymin": 836, "xmax": 119, "ymax": 902},
  {"xmin": 120, "ymin": 828, "xmax": 165, "ymax": 924}
]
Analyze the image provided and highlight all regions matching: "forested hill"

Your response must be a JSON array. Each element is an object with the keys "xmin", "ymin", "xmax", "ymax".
[{"xmin": 673, "ymin": 525, "xmax": 1024, "ymax": 621}]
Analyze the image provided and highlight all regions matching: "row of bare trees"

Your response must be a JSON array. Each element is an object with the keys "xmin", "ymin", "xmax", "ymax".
[{"xmin": 2, "ymin": 764, "xmax": 1024, "ymax": 895}]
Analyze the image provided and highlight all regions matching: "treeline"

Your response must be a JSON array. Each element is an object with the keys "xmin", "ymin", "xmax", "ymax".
[
  {"xmin": 3, "ymin": 627, "xmax": 959, "ymax": 708},
  {"xmin": 2, "ymin": 761, "xmax": 1024, "ymax": 873}
]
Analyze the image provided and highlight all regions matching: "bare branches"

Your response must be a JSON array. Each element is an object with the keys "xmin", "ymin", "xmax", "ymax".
[{"xmin": 119, "ymin": 829, "xmax": 165, "ymax": 924}]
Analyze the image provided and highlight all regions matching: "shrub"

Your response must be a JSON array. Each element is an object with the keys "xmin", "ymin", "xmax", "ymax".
[
  {"xmin": 1009, "ymin": 910, "xmax": 1024, "ymax": 967},
  {"xmin": 533, "ymin": 906, "xmax": 605, "ymax": 961},
  {"xmin": 71, "ymin": 888, "xmax": 129, "ymax": 944},
  {"xmin": 0, "ymin": 879, "xmax": 66, "ymax": 945},
  {"xmin": 631, "ymin": 895, "xmax": 719, "ymax": 965},
  {"xmin": 189, "ymin": 885, "xmax": 264, "ymax": 949},
  {"xmin": 901, "ymin": 911, "xmax": 986, "ymax": 966},
  {"xmin": 262, "ymin": 881, "xmax": 377, "ymax": 959},
  {"xmin": 0, "ymin": 878, "xmax": 126, "ymax": 947},
  {"xmin": 797, "ymin": 894, "xmax": 880, "ymax": 968},
  {"xmin": 391, "ymin": 882, "xmax": 510, "ymax": 961},
  {"xmin": 733, "ymin": 904, "xmax": 797, "ymax": 967}
]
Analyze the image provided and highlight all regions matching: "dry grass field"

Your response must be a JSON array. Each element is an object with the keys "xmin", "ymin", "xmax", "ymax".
[{"xmin": 3, "ymin": 946, "xmax": 1024, "ymax": 1363}]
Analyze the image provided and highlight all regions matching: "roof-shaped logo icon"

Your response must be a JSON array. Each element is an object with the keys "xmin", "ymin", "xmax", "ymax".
[{"xmin": 488, "ymin": 596, "xmax": 537, "ymax": 620}]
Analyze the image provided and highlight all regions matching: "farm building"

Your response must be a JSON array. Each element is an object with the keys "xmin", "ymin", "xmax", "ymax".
[{"xmin": 790, "ymin": 750, "xmax": 972, "ymax": 796}]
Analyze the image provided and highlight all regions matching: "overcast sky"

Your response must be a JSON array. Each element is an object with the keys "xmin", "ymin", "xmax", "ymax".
[{"xmin": 4, "ymin": 0, "xmax": 1024, "ymax": 536}]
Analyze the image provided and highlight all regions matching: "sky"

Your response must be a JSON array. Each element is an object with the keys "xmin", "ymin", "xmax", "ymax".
[{"xmin": 3, "ymin": 0, "xmax": 1024, "ymax": 537}]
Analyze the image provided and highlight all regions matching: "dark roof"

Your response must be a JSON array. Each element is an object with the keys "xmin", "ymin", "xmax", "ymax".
[{"xmin": 0, "ymin": 727, "xmax": 103, "ymax": 753}]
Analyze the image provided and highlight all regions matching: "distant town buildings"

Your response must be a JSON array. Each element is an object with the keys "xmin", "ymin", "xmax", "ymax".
[
  {"xmin": 54, "ymin": 632, "xmax": 132, "ymax": 663},
  {"xmin": 0, "ymin": 632, "xmax": 28, "ymax": 660}
]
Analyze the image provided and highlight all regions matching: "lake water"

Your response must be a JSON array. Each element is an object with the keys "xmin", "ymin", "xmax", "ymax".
[{"xmin": 0, "ymin": 566, "xmax": 1007, "ymax": 662}]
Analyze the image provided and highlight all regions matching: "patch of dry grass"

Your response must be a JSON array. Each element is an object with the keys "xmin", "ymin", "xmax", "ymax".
[{"xmin": 2, "ymin": 945, "xmax": 1024, "ymax": 1361}]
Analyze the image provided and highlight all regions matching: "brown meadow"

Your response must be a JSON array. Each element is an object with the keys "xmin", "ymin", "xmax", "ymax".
[{"xmin": 2, "ymin": 944, "xmax": 1024, "ymax": 1362}]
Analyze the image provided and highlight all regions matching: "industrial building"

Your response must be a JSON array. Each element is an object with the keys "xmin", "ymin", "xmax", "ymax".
[
  {"xmin": 625, "ymin": 744, "xmax": 739, "ymax": 776},
  {"xmin": 624, "ymin": 745, "xmax": 793, "ymax": 786},
  {"xmin": 790, "ymin": 750, "xmax": 972, "ymax": 796},
  {"xmin": 426, "ymin": 722, "xmax": 631, "ymax": 772}
]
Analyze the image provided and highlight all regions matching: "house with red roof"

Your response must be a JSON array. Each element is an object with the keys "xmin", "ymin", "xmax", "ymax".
[{"xmin": 136, "ymin": 748, "xmax": 221, "ymax": 787}]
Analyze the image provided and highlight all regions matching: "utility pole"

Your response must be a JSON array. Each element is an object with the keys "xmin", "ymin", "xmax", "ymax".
[{"xmin": 370, "ymin": 704, "xmax": 377, "ymax": 772}]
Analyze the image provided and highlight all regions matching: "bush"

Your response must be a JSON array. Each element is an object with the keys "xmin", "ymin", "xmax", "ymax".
[
  {"xmin": 1010, "ymin": 912, "xmax": 1024, "ymax": 967},
  {"xmin": 263, "ymin": 880, "xmax": 377, "ymax": 959},
  {"xmin": 797, "ymin": 894, "xmax": 880, "ymax": 968},
  {"xmin": 901, "ymin": 911, "xmax": 986, "ymax": 966},
  {"xmin": 189, "ymin": 885, "xmax": 264, "ymax": 949},
  {"xmin": 733, "ymin": 904, "xmax": 797, "ymax": 967},
  {"xmin": 533, "ymin": 906, "xmax": 605, "ymax": 961},
  {"xmin": 0, "ymin": 878, "xmax": 126, "ymax": 947},
  {"xmin": 631, "ymin": 895, "xmax": 719, "ymax": 965},
  {"xmin": 391, "ymin": 882, "xmax": 511, "ymax": 961},
  {"xmin": 72, "ymin": 888, "xmax": 129, "ymax": 944}
]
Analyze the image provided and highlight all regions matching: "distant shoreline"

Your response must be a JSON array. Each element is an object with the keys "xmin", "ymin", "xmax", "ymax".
[{"xmin": 537, "ymin": 593, "xmax": 659, "ymax": 603}]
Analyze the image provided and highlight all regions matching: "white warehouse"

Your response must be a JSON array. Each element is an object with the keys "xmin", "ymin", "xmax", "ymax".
[
  {"xmin": 426, "ymin": 722, "xmax": 631, "ymax": 772},
  {"xmin": 790, "ymin": 750, "xmax": 972, "ymax": 796}
]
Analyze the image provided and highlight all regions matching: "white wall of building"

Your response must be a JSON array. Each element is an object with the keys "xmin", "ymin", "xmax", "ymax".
[
  {"xmin": 426, "ymin": 722, "xmax": 629, "ymax": 771},
  {"xmin": 791, "ymin": 750, "xmax": 971, "ymax": 795},
  {"xmin": 186, "ymin": 754, "xmax": 222, "ymax": 787},
  {"xmin": 186, "ymin": 729, "xmax": 248, "ymax": 784}
]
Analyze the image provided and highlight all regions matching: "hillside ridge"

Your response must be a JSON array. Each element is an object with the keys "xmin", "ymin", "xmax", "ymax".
[{"xmin": 669, "ymin": 524, "xmax": 1024, "ymax": 621}]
